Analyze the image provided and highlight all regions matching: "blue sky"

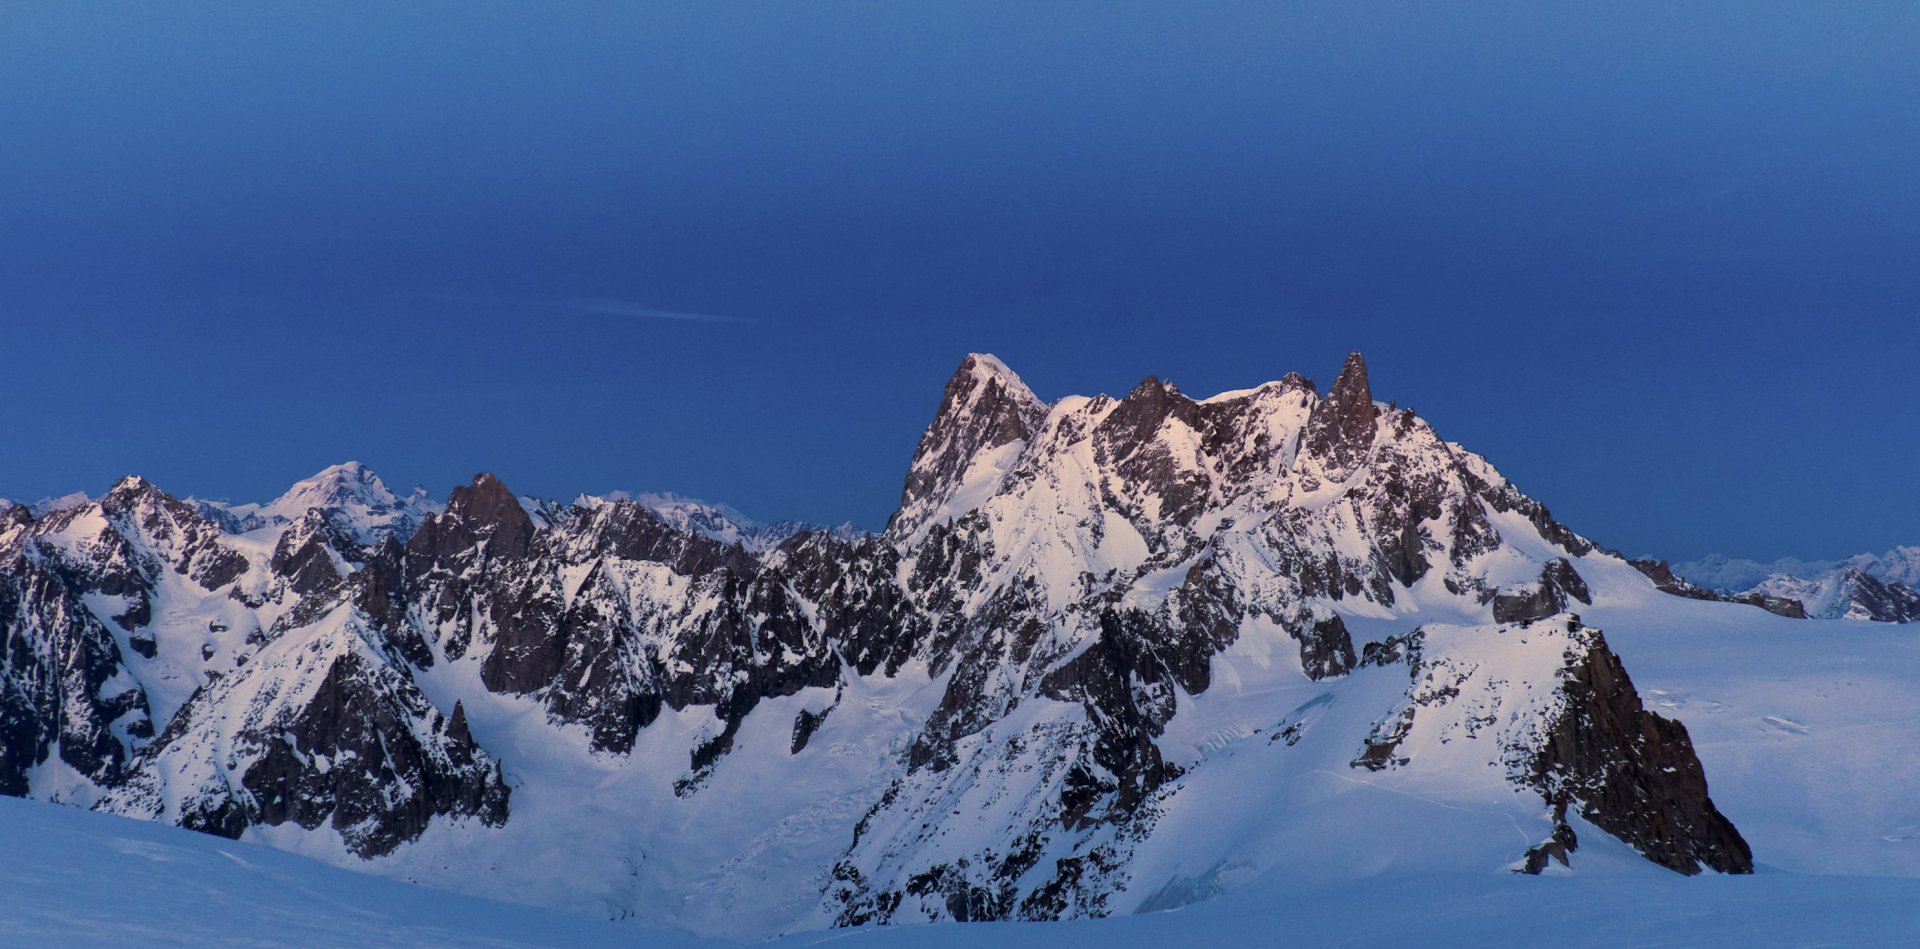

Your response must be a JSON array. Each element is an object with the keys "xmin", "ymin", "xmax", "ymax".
[{"xmin": 2, "ymin": 2, "xmax": 1916, "ymax": 561}]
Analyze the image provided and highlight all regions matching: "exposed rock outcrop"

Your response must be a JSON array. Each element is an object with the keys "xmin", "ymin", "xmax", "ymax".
[
  {"xmin": 1493, "ymin": 557, "xmax": 1592, "ymax": 623},
  {"xmin": 1531, "ymin": 621, "xmax": 1752, "ymax": 875},
  {"xmin": 1629, "ymin": 558, "xmax": 1809, "ymax": 618},
  {"xmin": 97, "ymin": 613, "xmax": 509, "ymax": 858}
]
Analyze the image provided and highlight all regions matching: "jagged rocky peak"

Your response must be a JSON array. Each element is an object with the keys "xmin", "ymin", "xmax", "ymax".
[
  {"xmin": 100, "ymin": 474, "xmax": 160, "ymax": 509},
  {"xmin": 1302, "ymin": 351, "xmax": 1379, "ymax": 477},
  {"xmin": 91, "ymin": 474, "xmax": 251, "ymax": 594},
  {"xmin": 269, "ymin": 510, "xmax": 361, "ymax": 597},
  {"xmin": 99, "ymin": 474, "xmax": 226, "ymax": 536},
  {"xmin": 886, "ymin": 353, "xmax": 1050, "ymax": 542},
  {"xmin": 1100, "ymin": 375, "xmax": 1204, "ymax": 448},
  {"xmin": 408, "ymin": 472, "xmax": 535, "ymax": 561}
]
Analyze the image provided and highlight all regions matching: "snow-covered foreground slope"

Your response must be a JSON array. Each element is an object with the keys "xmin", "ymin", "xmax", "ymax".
[
  {"xmin": 0, "ymin": 795, "xmax": 701, "ymax": 948},
  {"xmin": 790, "ymin": 870, "xmax": 1920, "ymax": 948},
  {"xmin": 1578, "ymin": 557, "xmax": 1920, "ymax": 879},
  {"xmin": 7, "ymin": 794, "xmax": 1916, "ymax": 948}
]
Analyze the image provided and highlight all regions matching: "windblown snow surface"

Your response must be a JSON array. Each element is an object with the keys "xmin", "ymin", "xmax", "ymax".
[
  {"xmin": 5, "ymin": 772, "xmax": 1915, "ymax": 949},
  {"xmin": 8, "ymin": 568, "xmax": 1919, "ymax": 946}
]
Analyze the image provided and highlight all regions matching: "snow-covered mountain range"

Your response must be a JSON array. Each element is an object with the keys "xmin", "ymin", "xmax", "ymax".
[
  {"xmin": 615, "ymin": 491, "xmax": 866, "ymax": 554},
  {"xmin": 1671, "ymin": 549, "xmax": 1920, "ymax": 623},
  {"xmin": 3, "ymin": 353, "xmax": 1910, "ymax": 940}
]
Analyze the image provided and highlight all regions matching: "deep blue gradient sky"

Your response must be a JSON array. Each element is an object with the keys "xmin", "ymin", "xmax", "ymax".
[{"xmin": 2, "ymin": 2, "xmax": 1916, "ymax": 560}]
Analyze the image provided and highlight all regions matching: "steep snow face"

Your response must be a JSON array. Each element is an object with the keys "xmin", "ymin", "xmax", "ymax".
[
  {"xmin": 1, "ymin": 355, "xmax": 1782, "ymax": 940},
  {"xmin": 97, "ymin": 600, "xmax": 508, "ymax": 857},
  {"xmin": 199, "ymin": 462, "xmax": 438, "ymax": 544}
]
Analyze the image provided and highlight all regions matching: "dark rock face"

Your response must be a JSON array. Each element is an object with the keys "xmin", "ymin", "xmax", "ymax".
[
  {"xmin": 0, "ymin": 556, "xmax": 150, "ymax": 793},
  {"xmin": 402, "ymin": 485, "xmax": 841, "ymax": 761},
  {"xmin": 1737, "ymin": 593, "xmax": 1810, "ymax": 619},
  {"xmin": 1839, "ymin": 570, "xmax": 1920, "ymax": 623},
  {"xmin": 407, "ymin": 472, "xmax": 534, "ymax": 563},
  {"xmin": 1093, "ymin": 378, "xmax": 1214, "ymax": 526},
  {"xmin": 1302, "ymin": 352, "xmax": 1379, "ymax": 477},
  {"xmin": 1297, "ymin": 612, "xmax": 1358, "ymax": 680},
  {"xmin": 270, "ymin": 512, "xmax": 358, "ymax": 597},
  {"xmin": 104, "ymin": 637, "xmax": 510, "ymax": 858},
  {"xmin": 1629, "ymin": 558, "xmax": 1716, "ymax": 600},
  {"xmin": 238, "ymin": 652, "xmax": 509, "ymax": 856},
  {"xmin": 1037, "ymin": 610, "xmax": 1184, "ymax": 826},
  {"xmin": 780, "ymin": 533, "xmax": 924, "ymax": 678},
  {"xmin": 1542, "ymin": 558, "xmax": 1592, "ymax": 605},
  {"xmin": 1493, "ymin": 558, "xmax": 1591, "ymax": 624},
  {"xmin": 1531, "ymin": 622, "xmax": 1753, "ymax": 875}
]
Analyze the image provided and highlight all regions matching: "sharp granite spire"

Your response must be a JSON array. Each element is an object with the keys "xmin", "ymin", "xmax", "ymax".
[
  {"xmin": 885, "ymin": 353, "xmax": 1049, "ymax": 543},
  {"xmin": 1303, "ymin": 351, "xmax": 1380, "ymax": 479}
]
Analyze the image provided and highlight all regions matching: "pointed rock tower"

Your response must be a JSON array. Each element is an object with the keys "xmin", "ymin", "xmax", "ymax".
[
  {"xmin": 885, "ymin": 354, "xmax": 1049, "ymax": 543},
  {"xmin": 1303, "ymin": 352, "xmax": 1380, "ymax": 479}
]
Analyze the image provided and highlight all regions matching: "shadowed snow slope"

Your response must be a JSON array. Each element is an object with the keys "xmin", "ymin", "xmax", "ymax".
[
  {"xmin": 0, "ymin": 795, "xmax": 707, "ymax": 949},
  {"xmin": 5, "ymin": 796, "xmax": 1915, "ymax": 948}
]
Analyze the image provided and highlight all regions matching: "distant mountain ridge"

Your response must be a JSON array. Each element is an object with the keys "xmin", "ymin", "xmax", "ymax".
[
  {"xmin": 618, "ymin": 491, "xmax": 867, "ymax": 553},
  {"xmin": 1672, "ymin": 549, "xmax": 1920, "ymax": 623}
]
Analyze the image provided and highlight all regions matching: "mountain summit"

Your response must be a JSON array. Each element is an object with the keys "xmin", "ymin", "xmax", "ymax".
[
  {"xmin": 886, "ymin": 353, "xmax": 1049, "ymax": 544},
  {"xmin": 194, "ymin": 461, "xmax": 438, "ymax": 543}
]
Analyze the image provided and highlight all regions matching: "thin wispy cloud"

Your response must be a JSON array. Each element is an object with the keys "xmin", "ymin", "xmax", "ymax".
[
  {"xmin": 558, "ymin": 298, "xmax": 751, "ymax": 324},
  {"xmin": 396, "ymin": 292, "xmax": 752, "ymax": 325}
]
